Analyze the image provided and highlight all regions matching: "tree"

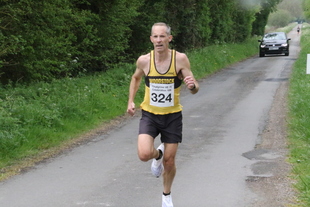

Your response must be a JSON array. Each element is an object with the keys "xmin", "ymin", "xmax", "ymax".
[
  {"xmin": 0, "ymin": 0, "xmax": 80, "ymax": 83},
  {"xmin": 231, "ymin": 4, "xmax": 257, "ymax": 42},
  {"xmin": 0, "ymin": 0, "xmax": 284, "ymax": 84},
  {"xmin": 277, "ymin": 0, "xmax": 304, "ymax": 22},
  {"xmin": 252, "ymin": 0, "xmax": 283, "ymax": 36},
  {"xmin": 0, "ymin": 0, "xmax": 141, "ymax": 83},
  {"xmin": 164, "ymin": 0, "xmax": 211, "ymax": 51},
  {"xmin": 302, "ymin": 0, "xmax": 310, "ymax": 20},
  {"xmin": 268, "ymin": 9, "xmax": 294, "ymax": 27},
  {"xmin": 207, "ymin": 0, "xmax": 235, "ymax": 43}
]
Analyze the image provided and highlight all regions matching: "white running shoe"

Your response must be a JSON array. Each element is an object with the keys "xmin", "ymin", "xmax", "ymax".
[
  {"xmin": 162, "ymin": 194, "xmax": 173, "ymax": 207},
  {"xmin": 151, "ymin": 143, "xmax": 164, "ymax": 177}
]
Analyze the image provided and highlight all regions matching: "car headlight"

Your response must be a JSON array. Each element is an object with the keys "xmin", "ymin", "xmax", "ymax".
[
  {"xmin": 281, "ymin": 43, "xmax": 288, "ymax": 46},
  {"xmin": 260, "ymin": 45, "xmax": 266, "ymax": 48}
]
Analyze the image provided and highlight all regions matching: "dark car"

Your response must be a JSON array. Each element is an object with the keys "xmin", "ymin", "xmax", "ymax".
[{"xmin": 258, "ymin": 32, "xmax": 291, "ymax": 57}]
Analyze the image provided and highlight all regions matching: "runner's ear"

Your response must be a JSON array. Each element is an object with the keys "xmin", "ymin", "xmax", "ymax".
[{"xmin": 169, "ymin": 35, "xmax": 173, "ymax": 42}]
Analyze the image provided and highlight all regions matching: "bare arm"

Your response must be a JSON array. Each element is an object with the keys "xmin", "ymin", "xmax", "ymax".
[
  {"xmin": 127, "ymin": 57, "xmax": 147, "ymax": 116},
  {"xmin": 177, "ymin": 52, "xmax": 199, "ymax": 94}
]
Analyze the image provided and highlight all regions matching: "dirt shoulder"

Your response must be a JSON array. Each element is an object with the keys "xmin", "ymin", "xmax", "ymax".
[{"xmin": 247, "ymin": 80, "xmax": 297, "ymax": 206}]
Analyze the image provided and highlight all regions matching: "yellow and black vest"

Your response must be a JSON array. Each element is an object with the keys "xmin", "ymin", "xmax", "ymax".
[{"xmin": 140, "ymin": 50, "xmax": 182, "ymax": 115}]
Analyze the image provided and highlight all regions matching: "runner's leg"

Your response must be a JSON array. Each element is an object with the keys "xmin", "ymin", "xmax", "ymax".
[
  {"xmin": 162, "ymin": 143, "xmax": 178, "ymax": 194},
  {"xmin": 138, "ymin": 134, "xmax": 160, "ymax": 162}
]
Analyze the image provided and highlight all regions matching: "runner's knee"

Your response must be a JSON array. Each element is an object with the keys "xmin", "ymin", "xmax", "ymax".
[
  {"xmin": 138, "ymin": 150, "xmax": 153, "ymax": 162},
  {"xmin": 163, "ymin": 158, "xmax": 175, "ymax": 171}
]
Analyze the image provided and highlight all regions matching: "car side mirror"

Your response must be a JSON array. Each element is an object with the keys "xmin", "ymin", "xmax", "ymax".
[
  {"xmin": 258, "ymin": 40, "xmax": 262, "ymax": 42},
  {"xmin": 287, "ymin": 38, "xmax": 291, "ymax": 41}
]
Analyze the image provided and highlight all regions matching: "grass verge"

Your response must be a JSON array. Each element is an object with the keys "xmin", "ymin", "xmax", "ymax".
[{"xmin": 288, "ymin": 23, "xmax": 310, "ymax": 206}]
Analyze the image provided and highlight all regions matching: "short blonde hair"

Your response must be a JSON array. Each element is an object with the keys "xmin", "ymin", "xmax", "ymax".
[{"xmin": 151, "ymin": 22, "xmax": 171, "ymax": 35}]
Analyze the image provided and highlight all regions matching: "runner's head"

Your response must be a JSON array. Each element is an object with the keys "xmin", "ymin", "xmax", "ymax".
[{"xmin": 150, "ymin": 22, "xmax": 173, "ymax": 52}]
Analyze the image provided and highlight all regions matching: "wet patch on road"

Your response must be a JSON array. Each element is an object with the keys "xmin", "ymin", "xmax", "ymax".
[
  {"xmin": 264, "ymin": 78, "xmax": 288, "ymax": 82},
  {"xmin": 242, "ymin": 149, "xmax": 281, "ymax": 160},
  {"xmin": 243, "ymin": 149, "xmax": 281, "ymax": 181}
]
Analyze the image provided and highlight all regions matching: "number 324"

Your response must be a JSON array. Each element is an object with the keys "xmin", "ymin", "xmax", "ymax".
[{"xmin": 151, "ymin": 93, "xmax": 172, "ymax": 103}]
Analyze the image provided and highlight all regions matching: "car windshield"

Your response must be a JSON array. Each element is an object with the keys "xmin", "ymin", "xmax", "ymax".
[{"xmin": 263, "ymin": 33, "xmax": 286, "ymax": 40}]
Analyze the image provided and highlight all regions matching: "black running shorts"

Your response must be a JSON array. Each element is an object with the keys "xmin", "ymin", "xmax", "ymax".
[{"xmin": 139, "ymin": 110, "xmax": 183, "ymax": 143}]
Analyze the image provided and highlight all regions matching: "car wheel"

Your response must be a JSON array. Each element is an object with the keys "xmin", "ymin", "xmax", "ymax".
[
  {"xmin": 285, "ymin": 52, "xmax": 289, "ymax": 56},
  {"xmin": 259, "ymin": 53, "xmax": 265, "ymax": 57}
]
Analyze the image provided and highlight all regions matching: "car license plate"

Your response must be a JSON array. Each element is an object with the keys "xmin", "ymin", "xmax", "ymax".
[{"xmin": 269, "ymin": 47, "xmax": 279, "ymax": 50}]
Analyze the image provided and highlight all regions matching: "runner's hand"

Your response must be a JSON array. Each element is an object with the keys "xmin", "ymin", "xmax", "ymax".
[
  {"xmin": 127, "ymin": 102, "xmax": 135, "ymax": 116},
  {"xmin": 183, "ymin": 76, "xmax": 195, "ymax": 90}
]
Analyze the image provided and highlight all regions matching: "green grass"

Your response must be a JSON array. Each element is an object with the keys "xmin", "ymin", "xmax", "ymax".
[
  {"xmin": 0, "ymin": 65, "xmax": 143, "ymax": 168},
  {"xmin": 188, "ymin": 38, "xmax": 258, "ymax": 78},
  {"xmin": 288, "ymin": 23, "xmax": 310, "ymax": 206},
  {"xmin": 0, "ymin": 36, "xmax": 259, "ymax": 178}
]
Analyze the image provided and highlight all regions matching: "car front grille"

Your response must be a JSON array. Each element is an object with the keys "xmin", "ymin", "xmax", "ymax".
[{"xmin": 266, "ymin": 44, "xmax": 282, "ymax": 47}]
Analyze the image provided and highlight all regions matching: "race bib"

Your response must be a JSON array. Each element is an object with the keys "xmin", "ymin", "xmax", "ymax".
[{"xmin": 150, "ymin": 83, "xmax": 174, "ymax": 107}]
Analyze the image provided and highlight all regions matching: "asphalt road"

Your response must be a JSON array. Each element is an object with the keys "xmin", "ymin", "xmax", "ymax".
[{"xmin": 0, "ymin": 28, "xmax": 301, "ymax": 207}]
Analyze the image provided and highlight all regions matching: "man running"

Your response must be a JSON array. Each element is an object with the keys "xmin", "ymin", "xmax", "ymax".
[
  {"xmin": 127, "ymin": 22, "xmax": 199, "ymax": 207},
  {"xmin": 297, "ymin": 26, "xmax": 300, "ymax": 34}
]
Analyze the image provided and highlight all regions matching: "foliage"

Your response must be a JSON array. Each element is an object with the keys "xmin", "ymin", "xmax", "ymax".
[
  {"xmin": 252, "ymin": 0, "xmax": 283, "ymax": 35},
  {"xmin": 303, "ymin": 0, "xmax": 310, "ymax": 20},
  {"xmin": 267, "ymin": 0, "xmax": 304, "ymax": 28},
  {"xmin": 164, "ymin": 0, "xmax": 212, "ymax": 51},
  {"xmin": 231, "ymin": 3, "xmax": 257, "ymax": 42},
  {"xmin": 207, "ymin": 0, "xmax": 235, "ymax": 43},
  {"xmin": 0, "ymin": 0, "xmax": 77, "ymax": 82},
  {"xmin": 0, "ymin": 0, "xmax": 282, "ymax": 84},
  {"xmin": 85, "ymin": 0, "xmax": 142, "ymax": 68},
  {"xmin": 0, "ymin": 0, "xmax": 141, "ymax": 83},
  {"xmin": 277, "ymin": 0, "xmax": 304, "ymax": 22},
  {"xmin": 126, "ymin": 0, "xmax": 166, "ymax": 59},
  {"xmin": 268, "ymin": 9, "xmax": 294, "ymax": 27}
]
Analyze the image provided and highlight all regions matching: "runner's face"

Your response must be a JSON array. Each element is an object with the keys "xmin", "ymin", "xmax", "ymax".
[{"xmin": 150, "ymin": 26, "xmax": 172, "ymax": 52}]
